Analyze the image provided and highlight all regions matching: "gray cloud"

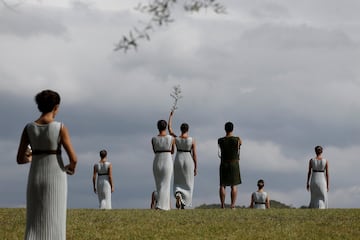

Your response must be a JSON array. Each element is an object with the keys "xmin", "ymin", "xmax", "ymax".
[
  {"xmin": 240, "ymin": 24, "xmax": 356, "ymax": 50},
  {"xmin": 0, "ymin": 6, "xmax": 67, "ymax": 37}
]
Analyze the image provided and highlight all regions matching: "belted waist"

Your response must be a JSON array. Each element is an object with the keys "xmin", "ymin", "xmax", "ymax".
[
  {"xmin": 221, "ymin": 159, "xmax": 239, "ymax": 163},
  {"xmin": 98, "ymin": 173, "xmax": 109, "ymax": 176},
  {"xmin": 177, "ymin": 149, "xmax": 191, "ymax": 152},
  {"xmin": 155, "ymin": 150, "xmax": 171, "ymax": 153},
  {"xmin": 313, "ymin": 170, "xmax": 325, "ymax": 172},
  {"xmin": 255, "ymin": 201, "xmax": 266, "ymax": 204},
  {"xmin": 32, "ymin": 149, "xmax": 61, "ymax": 155}
]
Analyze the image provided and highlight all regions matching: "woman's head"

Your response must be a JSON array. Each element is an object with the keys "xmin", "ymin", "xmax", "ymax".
[
  {"xmin": 157, "ymin": 120, "xmax": 167, "ymax": 131},
  {"xmin": 100, "ymin": 149, "xmax": 107, "ymax": 159},
  {"xmin": 35, "ymin": 90, "xmax": 61, "ymax": 114},
  {"xmin": 257, "ymin": 179, "xmax": 265, "ymax": 189},
  {"xmin": 224, "ymin": 122, "xmax": 234, "ymax": 133},
  {"xmin": 315, "ymin": 145, "xmax": 323, "ymax": 156},
  {"xmin": 180, "ymin": 123, "xmax": 189, "ymax": 134}
]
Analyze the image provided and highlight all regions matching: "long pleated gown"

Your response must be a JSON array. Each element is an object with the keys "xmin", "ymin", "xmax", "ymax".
[
  {"xmin": 95, "ymin": 162, "xmax": 112, "ymax": 209},
  {"xmin": 25, "ymin": 121, "xmax": 67, "ymax": 240},
  {"xmin": 173, "ymin": 137, "xmax": 195, "ymax": 207},
  {"xmin": 152, "ymin": 135, "xmax": 173, "ymax": 210},
  {"xmin": 309, "ymin": 158, "xmax": 328, "ymax": 209}
]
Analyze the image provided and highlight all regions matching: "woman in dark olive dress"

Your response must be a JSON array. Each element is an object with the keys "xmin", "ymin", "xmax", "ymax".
[{"xmin": 218, "ymin": 121, "xmax": 242, "ymax": 209}]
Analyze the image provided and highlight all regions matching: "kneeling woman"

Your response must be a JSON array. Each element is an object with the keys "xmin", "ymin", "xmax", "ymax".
[{"xmin": 250, "ymin": 179, "xmax": 270, "ymax": 209}]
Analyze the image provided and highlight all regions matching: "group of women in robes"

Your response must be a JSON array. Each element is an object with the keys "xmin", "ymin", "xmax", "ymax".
[
  {"xmin": 150, "ymin": 114, "xmax": 329, "ymax": 210},
  {"xmin": 248, "ymin": 145, "xmax": 329, "ymax": 210},
  {"xmin": 16, "ymin": 89, "xmax": 330, "ymax": 239},
  {"xmin": 151, "ymin": 111, "xmax": 197, "ymax": 210},
  {"xmin": 249, "ymin": 145, "xmax": 329, "ymax": 210}
]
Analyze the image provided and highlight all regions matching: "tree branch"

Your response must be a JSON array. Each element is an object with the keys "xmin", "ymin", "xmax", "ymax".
[{"xmin": 114, "ymin": 0, "xmax": 226, "ymax": 52}]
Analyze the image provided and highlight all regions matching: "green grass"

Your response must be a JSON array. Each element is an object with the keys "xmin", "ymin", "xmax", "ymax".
[{"xmin": 1, "ymin": 208, "xmax": 359, "ymax": 239}]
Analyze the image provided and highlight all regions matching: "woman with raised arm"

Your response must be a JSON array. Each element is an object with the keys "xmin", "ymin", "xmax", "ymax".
[
  {"xmin": 151, "ymin": 119, "xmax": 175, "ymax": 210},
  {"xmin": 307, "ymin": 145, "xmax": 329, "ymax": 209},
  {"xmin": 16, "ymin": 89, "xmax": 77, "ymax": 240},
  {"xmin": 168, "ymin": 111, "xmax": 197, "ymax": 209},
  {"xmin": 93, "ymin": 149, "xmax": 114, "ymax": 209}
]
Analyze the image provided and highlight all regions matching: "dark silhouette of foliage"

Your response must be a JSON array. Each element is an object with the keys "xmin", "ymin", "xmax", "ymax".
[
  {"xmin": 195, "ymin": 200, "xmax": 293, "ymax": 209},
  {"xmin": 1, "ymin": 0, "xmax": 24, "ymax": 11},
  {"xmin": 269, "ymin": 200, "xmax": 293, "ymax": 209},
  {"xmin": 195, "ymin": 203, "xmax": 246, "ymax": 209},
  {"xmin": 114, "ymin": 0, "xmax": 226, "ymax": 52}
]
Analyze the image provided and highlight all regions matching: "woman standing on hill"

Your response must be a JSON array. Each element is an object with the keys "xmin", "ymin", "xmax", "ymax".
[
  {"xmin": 17, "ymin": 89, "xmax": 77, "ymax": 240},
  {"xmin": 168, "ymin": 111, "xmax": 197, "ymax": 209},
  {"xmin": 152, "ymin": 119, "xmax": 175, "ymax": 210},
  {"xmin": 306, "ymin": 145, "xmax": 329, "ymax": 209},
  {"xmin": 93, "ymin": 149, "xmax": 114, "ymax": 209}
]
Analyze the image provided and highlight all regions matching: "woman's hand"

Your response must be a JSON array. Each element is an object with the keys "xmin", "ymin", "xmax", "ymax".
[{"xmin": 65, "ymin": 162, "xmax": 76, "ymax": 175}]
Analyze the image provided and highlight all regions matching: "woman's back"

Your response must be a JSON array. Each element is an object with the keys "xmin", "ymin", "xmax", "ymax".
[
  {"xmin": 96, "ymin": 162, "xmax": 110, "ymax": 175},
  {"xmin": 25, "ymin": 121, "xmax": 67, "ymax": 240},
  {"xmin": 252, "ymin": 191, "xmax": 268, "ymax": 209}
]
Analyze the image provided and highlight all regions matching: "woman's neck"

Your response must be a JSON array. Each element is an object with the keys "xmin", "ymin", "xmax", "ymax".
[
  {"xmin": 180, "ymin": 132, "xmax": 188, "ymax": 138},
  {"xmin": 35, "ymin": 112, "xmax": 55, "ymax": 124},
  {"xmin": 158, "ymin": 130, "xmax": 167, "ymax": 136}
]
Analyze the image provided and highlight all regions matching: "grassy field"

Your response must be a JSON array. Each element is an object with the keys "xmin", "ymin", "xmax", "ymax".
[{"xmin": 1, "ymin": 208, "xmax": 359, "ymax": 240}]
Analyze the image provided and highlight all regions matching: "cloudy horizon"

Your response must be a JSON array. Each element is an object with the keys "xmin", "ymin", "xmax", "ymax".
[{"xmin": 1, "ymin": 0, "xmax": 359, "ymax": 209}]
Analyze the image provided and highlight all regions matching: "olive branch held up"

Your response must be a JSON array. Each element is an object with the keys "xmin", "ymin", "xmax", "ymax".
[{"xmin": 170, "ymin": 85, "xmax": 183, "ymax": 112}]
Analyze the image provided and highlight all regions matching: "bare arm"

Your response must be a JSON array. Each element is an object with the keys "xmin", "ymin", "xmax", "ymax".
[
  {"xmin": 60, "ymin": 124, "xmax": 77, "ymax": 175},
  {"xmin": 170, "ymin": 137, "xmax": 175, "ymax": 154},
  {"xmin": 108, "ymin": 163, "xmax": 114, "ymax": 193},
  {"xmin": 306, "ymin": 159, "xmax": 312, "ymax": 191},
  {"xmin": 238, "ymin": 137, "xmax": 242, "ymax": 161},
  {"xmin": 192, "ymin": 139, "xmax": 198, "ymax": 176},
  {"xmin": 151, "ymin": 138, "xmax": 156, "ymax": 153},
  {"xmin": 250, "ymin": 193, "xmax": 254, "ymax": 208},
  {"xmin": 325, "ymin": 160, "xmax": 329, "ymax": 192},
  {"xmin": 16, "ymin": 127, "xmax": 31, "ymax": 164},
  {"xmin": 168, "ymin": 111, "xmax": 177, "ymax": 137},
  {"xmin": 218, "ymin": 144, "xmax": 222, "ymax": 159},
  {"xmin": 266, "ymin": 194, "xmax": 270, "ymax": 209},
  {"xmin": 238, "ymin": 137, "xmax": 242, "ymax": 147},
  {"xmin": 92, "ymin": 165, "xmax": 97, "ymax": 193}
]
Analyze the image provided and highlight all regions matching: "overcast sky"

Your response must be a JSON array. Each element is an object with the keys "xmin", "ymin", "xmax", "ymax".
[{"xmin": 1, "ymin": 0, "xmax": 359, "ymax": 209}]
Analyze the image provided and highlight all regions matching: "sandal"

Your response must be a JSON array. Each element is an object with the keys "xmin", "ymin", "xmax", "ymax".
[{"xmin": 175, "ymin": 192, "xmax": 182, "ymax": 209}]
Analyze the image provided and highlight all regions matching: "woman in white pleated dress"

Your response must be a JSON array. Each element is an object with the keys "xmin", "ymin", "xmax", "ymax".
[
  {"xmin": 307, "ymin": 145, "xmax": 329, "ymax": 209},
  {"xmin": 250, "ymin": 179, "xmax": 270, "ymax": 209},
  {"xmin": 168, "ymin": 111, "xmax": 197, "ymax": 209},
  {"xmin": 152, "ymin": 119, "xmax": 175, "ymax": 210},
  {"xmin": 93, "ymin": 149, "xmax": 114, "ymax": 209},
  {"xmin": 16, "ymin": 90, "xmax": 77, "ymax": 240}
]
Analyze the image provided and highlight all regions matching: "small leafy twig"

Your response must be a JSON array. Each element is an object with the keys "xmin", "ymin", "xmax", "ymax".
[
  {"xmin": 184, "ymin": 0, "xmax": 226, "ymax": 13},
  {"xmin": 170, "ymin": 85, "xmax": 183, "ymax": 112},
  {"xmin": 114, "ymin": 0, "xmax": 226, "ymax": 52},
  {"xmin": 1, "ymin": 0, "xmax": 25, "ymax": 12}
]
